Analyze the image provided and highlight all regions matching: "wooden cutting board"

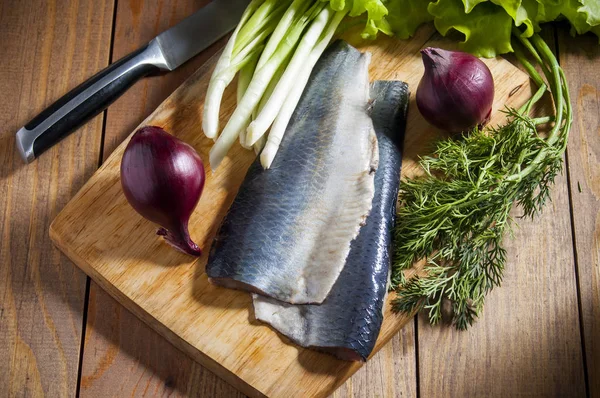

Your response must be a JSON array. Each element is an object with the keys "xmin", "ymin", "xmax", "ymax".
[{"xmin": 50, "ymin": 25, "xmax": 532, "ymax": 398}]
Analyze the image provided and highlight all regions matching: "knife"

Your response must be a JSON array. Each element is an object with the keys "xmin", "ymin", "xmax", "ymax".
[{"xmin": 15, "ymin": 0, "xmax": 249, "ymax": 163}]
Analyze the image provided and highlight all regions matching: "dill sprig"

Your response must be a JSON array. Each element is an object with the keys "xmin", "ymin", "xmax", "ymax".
[{"xmin": 391, "ymin": 32, "xmax": 572, "ymax": 330}]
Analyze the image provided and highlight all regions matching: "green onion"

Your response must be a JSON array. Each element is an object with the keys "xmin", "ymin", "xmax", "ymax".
[
  {"xmin": 203, "ymin": 0, "xmax": 349, "ymax": 169},
  {"xmin": 246, "ymin": 5, "xmax": 337, "ymax": 145},
  {"xmin": 202, "ymin": 0, "xmax": 266, "ymax": 139},
  {"xmin": 260, "ymin": 8, "xmax": 348, "ymax": 168},
  {"xmin": 208, "ymin": 2, "xmax": 328, "ymax": 169},
  {"xmin": 237, "ymin": 51, "xmax": 260, "ymax": 149}
]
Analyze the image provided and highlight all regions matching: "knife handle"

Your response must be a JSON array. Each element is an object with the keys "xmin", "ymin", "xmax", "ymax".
[{"xmin": 15, "ymin": 39, "xmax": 169, "ymax": 163}]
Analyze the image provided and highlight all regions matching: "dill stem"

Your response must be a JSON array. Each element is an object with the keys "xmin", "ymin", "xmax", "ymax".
[
  {"xmin": 532, "ymin": 116, "xmax": 553, "ymax": 125},
  {"xmin": 558, "ymin": 68, "xmax": 573, "ymax": 149},
  {"xmin": 512, "ymin": 28, "xmax": 552, "ymax": 85},
  {"xmin": 506, "ymin": 34, "xmax": 567, "ymax": 182},
  {"xmin": 513, "ymin": 44, "xmax": 545, "ymax": 91}
]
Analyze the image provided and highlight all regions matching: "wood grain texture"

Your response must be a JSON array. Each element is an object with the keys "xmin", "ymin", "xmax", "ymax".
[
  {"xmin": 50, "ymin": 25, "xmax": 532, "ymax": 397},
  {"xmin": 86, "ymin": 1, "xmax": 420, "ymax": 395},
  {"xmin": 0, "ymin": 0, "xmax": 114, "ymax": 396},
  {"xmin": 417, "ymin": 29, "xmax": 587, "ymax": 397},
  {"xmin": 81, "ymin": 283, "xmax": 417, "ymax": 398},
  {"xmin": 80, "ymin": 284, "xmax": 246, "ymax": 398},
  {"xmin": 331, "ymin": 324, "xmax": 417, "ymax": 398},
  {"xmin": 102, "ymin": 0, "xmax": 225, "ymax": 160},
  {"xmin": 417, "ymin": 189, "xmax": 586, "ymax": 397},
  {"xmin": 83, "ymin": 1, "xmax": 255, "ymax": 397},
  {"xmin": 558, "ymin": 28, "xmax": 600, "ymax": 396}
]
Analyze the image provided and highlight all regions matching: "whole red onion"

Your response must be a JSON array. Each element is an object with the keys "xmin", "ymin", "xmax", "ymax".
[
  {"xmin": 416, "ymin": 47, "xmax": 494, "ymax": 133},
  {"xmin": 121, "ymin": 126, "xmax": 205, "ymax": 256}
]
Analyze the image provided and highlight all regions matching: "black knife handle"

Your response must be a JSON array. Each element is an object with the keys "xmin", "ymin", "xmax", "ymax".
[{"xmin": 15, "ymin": 39, "xmax": 168, "ymax": 163}]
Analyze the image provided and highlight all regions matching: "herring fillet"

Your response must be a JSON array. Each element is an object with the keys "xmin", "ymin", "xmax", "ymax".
[
  {"xmin": 253, "ymin": 81, "xmax": 409, "ymax": 361},
  {"xmin": 206, "ymin": 41, "xmax": 378, "ymax": 304}
]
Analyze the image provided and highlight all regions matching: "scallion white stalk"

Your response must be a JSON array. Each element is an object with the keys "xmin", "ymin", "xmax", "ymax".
[
  {"xmin": 237, "ymin": 52, "xmax": 260, "ymax": 149},
  {"xmin": 209, "ymin": 4, "xmax": 323, "ymax": 169},
  {"xmin": 237, "ymin": 56, "xmax": 259, "ymax": 105},
  {"xmin": 209, "ymin": 60, "xmax": 285, "ymax": 168},
  {"xmin": 250, "ymin": 54, "xmax": 289, "ymax": 154},
  {"xmin": 260, "ymin": 9, "xmax": 348, "ymax": 168},
  {"xmin": 253, "ymin": 135, "xmax": 267, "ymax": 154},
  {"xmin": 229, "ymin": 29, "xmax": 272, "ymax": 69},
  {"xmin": 259, "ymin": 70, "xmax": 308, "ymax": 168},
  {"xmin": 256, "ymin": 0, "xmax": 311, "ymax": 69},
  {"xmin": 202, "ymin": 41, "xmax": 264, "ymax": 143},
  {"xmin": 234, "ymin": 0, "xmax": 288, "ymax": 54},
  {"xmin": 201, "ymin": 0, "xmax": 264, "ymax": 139},
  {"xmin": 246, "ymin": 5, "xmax": 336, "ymax": 146}
]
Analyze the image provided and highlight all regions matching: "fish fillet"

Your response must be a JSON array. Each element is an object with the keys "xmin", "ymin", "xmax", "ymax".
[
  {"xmin": 253, "ymin": 81, "xmax": 409, "ymax": 361},
  {"xmin": 206, "ymin": 41, "xmax": 378, "ymax": 304}
]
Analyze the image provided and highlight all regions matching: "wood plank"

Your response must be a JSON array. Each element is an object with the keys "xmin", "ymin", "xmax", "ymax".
[
  {"xmin": 50, "ymin": 23, "xmax": 533, "ymax": 397},
  {"xmin": 558, "ymin": 27, "xmax": 600, "ymax": 396},
  {"xmin": 85, "ymin": 1, "xmax": 419, "ymax": 395},
  {"xmin": 332, "ymin": 324, "xmax": 417, "ymax": 398},
  {"xmin": 417, "ymin": 29, "xmax": 587, "ymax": 397},
  {"xmin": 81, "ymin": 284, "xmax": 417, "ymax": 398},
  {"xmin": 102, "ymin": 0, "xmax": 225, "ymax": 160},
  {"xmin": 80, "ymin": 285, "xmax": 246, "ymax": 397},
  {"xmin": 81, "ymin": 283, "xmax": 417, "ymax": 398},
  {"xmin": 0, "ymin": 0, "xmax": 114, "ymax": 396},
  {"xmin": 80, "ymin": 1, "xmax": 255, "ymax": 396}
]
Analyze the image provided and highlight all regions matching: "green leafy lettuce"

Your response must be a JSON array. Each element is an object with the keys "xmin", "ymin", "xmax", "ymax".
[
  {"xmin": 326, "ymin": 0, "xmax": 389, "ymax": 38},
  {"xmin": 579, "ymin": 0, "xmax": 600, "ymax": 26},
  {"xmin": 328, "ymin": 0, "xmax": 600, "ymax": 56},
  {"xmin": 382, "ymin": 0, "xmax": 435, "ymax": 39},
  {"xmin": 430, "ymin": 0, "xmax": 514, "ymax": 57},
  {"xmin": 463, "ymin": 0, "xmax": 488, "ymax": 12}
]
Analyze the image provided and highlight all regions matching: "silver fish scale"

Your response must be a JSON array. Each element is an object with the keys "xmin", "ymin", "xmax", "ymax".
[
  {"xmin": 206, "ymin": 41, "xmax": 377, "ymax": 304},
  {"xmin": 253, "ymin": 80, "xmax": 409, "ymax": 361}
]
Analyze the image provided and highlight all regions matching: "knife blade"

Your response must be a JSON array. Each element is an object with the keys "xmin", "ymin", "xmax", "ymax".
[{"xmin": 15, "ymin": 0, "xmax": 250, "ymax": 163}]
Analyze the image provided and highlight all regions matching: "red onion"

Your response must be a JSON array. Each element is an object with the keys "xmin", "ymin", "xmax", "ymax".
[
  {"xmin": 416, "ymin": 47, "xmax": 494, "ymax": 133},
  {"xmin": 120, "ymin": 126, "xmax": 205, "ymax": 256}
]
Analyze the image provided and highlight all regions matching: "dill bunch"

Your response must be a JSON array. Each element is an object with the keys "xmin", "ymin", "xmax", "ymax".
[{"xmin": 391, "ymin": 33, "xmax": 572, "ymax": 330}]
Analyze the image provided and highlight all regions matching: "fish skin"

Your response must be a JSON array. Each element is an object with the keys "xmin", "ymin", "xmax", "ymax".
[
  {"xmin": 253, "ymin": 80, "xmax": 409, "ymax": 361},
  {"xmin": 206, "ymin": 41, "xmax": 378, "ymax": 304}
]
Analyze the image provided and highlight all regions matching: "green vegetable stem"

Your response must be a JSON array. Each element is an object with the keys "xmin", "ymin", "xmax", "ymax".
[{"xmin": 204, "ymin": 0, "xmax": 350, "ymax": 170}]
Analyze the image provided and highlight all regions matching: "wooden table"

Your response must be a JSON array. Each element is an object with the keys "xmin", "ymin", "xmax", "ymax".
[{"xmin": 1, "ymin": 1, "xmax": 597, "ymax": 397}]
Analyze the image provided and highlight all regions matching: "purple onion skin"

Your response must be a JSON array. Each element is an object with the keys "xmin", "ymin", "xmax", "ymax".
[
  {"xmin": 120, "ymin": 126, "xmax": 205, "ymax": 256},
  {"xmin": 416, "ymin": 47, "xmax": 494, "ymax": 133}
]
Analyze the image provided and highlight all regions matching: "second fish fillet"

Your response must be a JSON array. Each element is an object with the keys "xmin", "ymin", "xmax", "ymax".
[
  {"xmin": 206, "ymin": 41, "xmax": 378, "ymax": 304},
  {"xmin": 253, "ymin": 81, "xmax": 409, "ymax": 361}
]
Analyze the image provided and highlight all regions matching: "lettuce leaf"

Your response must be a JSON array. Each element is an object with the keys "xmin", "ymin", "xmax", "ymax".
[
  {"xmin": 384, "ymin": 0, "xmax": 435, "ymax": 39},
  {"xmin": 463, "ymin": 0, "xmax": 487, "ymax": 12},
  {"xmin": 578, "ymin": 0, "xmax": 600, "ymax": 26},
  {"xmin": 327, "ymin": 0, "xmax": 434, "ymax": 39},
  {"xmin": 429, "ymin": 0, "xmax": 514, "ymax": 56},
  {"xmin": 461, "ymin": 0, "xmax": 539, "ymax": 37},
  {"xmin": 496, "ymin": 0, "xmax": 540, "ymax": 36},
  {"xmin": 324, "ymin": 0, "xmax": 598, "ymax": 54},
  {"xmin": 492, "ymin": 0, "xmax": 521, "ymax": 18},
  {"xmin": 326, "ymin": 0, "xmax": 389, "ymax": 38},
  {"xmin": 538, "ymin": 0, "xmax": 593, "ymax": 35},
  {"xmin": 516, "ymin": 0, "xmax": 541, "ymax": 35},
  {"xmin": 591, "ymin": 26, "xmax": 600, "ymax": 43}
]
